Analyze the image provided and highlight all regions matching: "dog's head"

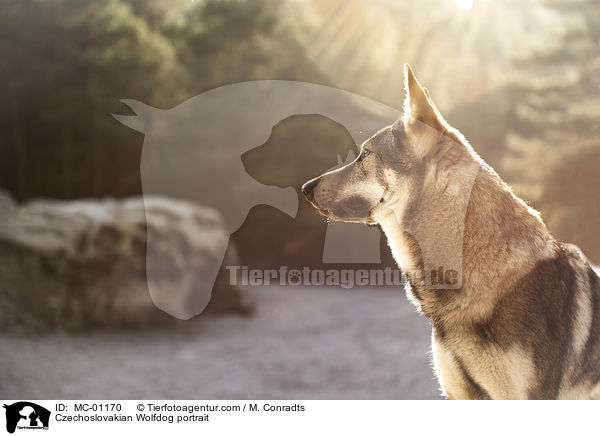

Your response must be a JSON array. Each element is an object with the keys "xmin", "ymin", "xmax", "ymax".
[{"xmin": 302, "ymin": 64, "xmax": 478, "ymax": 226}]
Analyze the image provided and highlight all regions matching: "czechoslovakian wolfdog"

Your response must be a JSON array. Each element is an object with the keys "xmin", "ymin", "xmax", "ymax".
[{"xmin": 302, "ymin": 64, "xmax": 600, "ymax": 399}]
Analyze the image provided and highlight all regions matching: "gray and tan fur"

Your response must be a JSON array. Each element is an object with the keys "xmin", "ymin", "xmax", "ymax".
[{"xmin": 302, "ymin": 64, "xmax": 600, "ymax": 399}]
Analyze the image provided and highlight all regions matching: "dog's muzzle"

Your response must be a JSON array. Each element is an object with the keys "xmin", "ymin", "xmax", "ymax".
[{"xmin": 301, "ymin": 177, "xmax": 320, "ymax": 202}]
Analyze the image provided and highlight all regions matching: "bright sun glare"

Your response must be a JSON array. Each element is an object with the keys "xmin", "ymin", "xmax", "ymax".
[
  {"xmin": 456, "ymin": 0, "xmax": 490, "ymax": 11},
  {"xmin": 456, "ymin": 0, "xmax": 473, "ymax": 10}
]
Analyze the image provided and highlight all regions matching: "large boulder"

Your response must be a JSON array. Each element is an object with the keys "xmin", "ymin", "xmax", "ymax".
[{"xmin": 0, "ymin": 192, "xmax": 252, "ymax": 333}]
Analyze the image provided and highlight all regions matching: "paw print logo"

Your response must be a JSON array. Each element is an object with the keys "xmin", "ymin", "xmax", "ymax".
[{"xmin": 287, "ymin": 270, "xmax": 302, "ymax": 286}]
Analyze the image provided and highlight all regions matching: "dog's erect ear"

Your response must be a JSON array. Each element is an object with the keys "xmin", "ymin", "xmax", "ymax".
[{"xmin": 399, "ymin": 64, "xmax": 445, "ymax": 134}]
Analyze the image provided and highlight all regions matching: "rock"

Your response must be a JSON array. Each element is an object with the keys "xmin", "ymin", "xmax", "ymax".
[{"xmin": 0, "ymin": 191, "xmax": 252, "ymax": 333}]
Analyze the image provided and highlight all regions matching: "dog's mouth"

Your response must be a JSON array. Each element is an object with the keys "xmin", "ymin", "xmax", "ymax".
[
  {"xmin": 303, "ymin": 193, "xmax": 329, "ymax": 217},
  {"xmin": 302, "ymin": 184, "xmax": 380, "ymax": 224},
  {"xmin": 317, "ymin": 204, "xmax": 378, "ymax": 224},
  {"xmin": 314, "ymin": 204, "xmax": 331, "ymax": 218}
]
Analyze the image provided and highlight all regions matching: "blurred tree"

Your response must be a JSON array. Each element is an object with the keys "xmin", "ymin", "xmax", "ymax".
[
  {"xmin": 505, "ymin": 0, "xmax": 600, "ymax": 176},
  {"xmin": 0, "ymin": 0, "xmax": 326, "ymax": 200},
  {"xmin": 538, "ymin": 142, "xmax": 600, "ymax": 263},
  {"xmin": 126, "ymin": 0, "xmax": 190, "ymax": 32},
  {"xmin": 0, "ymin": 0, "xmax": 184, "ymax": 199},
  {"xmin": 178, "ymin": 0, "xmax": 326, "ymax": 94},
  {"xmin": 503, "ymin": 0, "xmax": 600, "ymax": 262}
]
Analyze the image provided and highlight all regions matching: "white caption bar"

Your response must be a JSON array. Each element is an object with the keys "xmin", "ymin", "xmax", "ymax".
[{"xmin": 0, "ymin": 400, "xmax": 595, "ymax": 436}]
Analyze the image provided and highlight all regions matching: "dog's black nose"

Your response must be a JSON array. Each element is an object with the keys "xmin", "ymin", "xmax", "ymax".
[{"xmin": 301, "ymin": 178, "xmax": 320, "ymax": 199}]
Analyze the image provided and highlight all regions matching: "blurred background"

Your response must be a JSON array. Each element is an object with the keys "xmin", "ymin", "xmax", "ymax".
[{"xmin": 0, "ymin": 0, "xmax": 599, "ymax": 399}]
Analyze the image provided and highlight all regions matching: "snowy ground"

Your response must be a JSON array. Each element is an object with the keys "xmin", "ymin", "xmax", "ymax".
[{"xmin": 0, "ymin": 286, "xmax": 440, "ymax": 399}]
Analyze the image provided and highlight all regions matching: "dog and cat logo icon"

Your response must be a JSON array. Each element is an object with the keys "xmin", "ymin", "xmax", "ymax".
[{"xmin": 3, "ymin": 402, "xmax": 50, "ymax": 433}]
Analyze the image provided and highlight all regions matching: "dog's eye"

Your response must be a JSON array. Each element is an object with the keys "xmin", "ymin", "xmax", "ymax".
[{"xmin": 358, "ymin": 149, "xmax": 371, "ymax": 162}]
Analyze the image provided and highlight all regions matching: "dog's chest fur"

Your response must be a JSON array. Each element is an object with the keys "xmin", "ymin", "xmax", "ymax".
[{"xmin": 431, "ymin": 330, "xmax": 535, "ymax": 399}]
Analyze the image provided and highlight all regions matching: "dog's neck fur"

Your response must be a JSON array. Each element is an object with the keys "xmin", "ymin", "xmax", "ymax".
[{"xmin": 380, "ymin": 159, "xmax": 552, "ymax": 325}]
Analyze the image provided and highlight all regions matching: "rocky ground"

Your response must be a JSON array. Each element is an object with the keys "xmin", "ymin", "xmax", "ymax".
[{"xmin": 0, "ymin": 285, "xmax": 440, "ymax": 399}]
